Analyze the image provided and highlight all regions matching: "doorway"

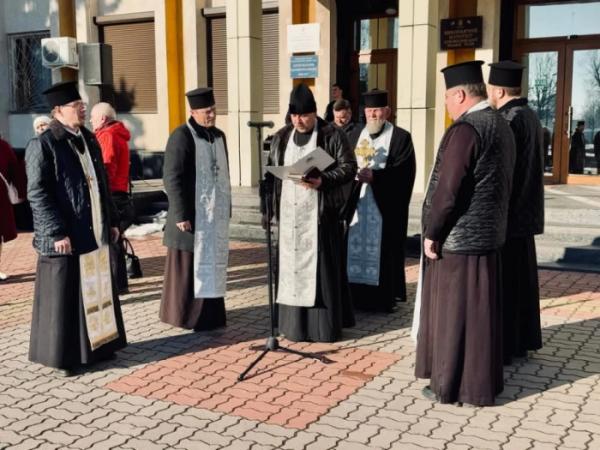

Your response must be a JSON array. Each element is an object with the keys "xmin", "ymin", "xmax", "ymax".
[
  {"xmin": 336, "ymin": 1, "xmax": 399, "ymax": 123},
  {"xmin": 514, "ymin": 1, "xmax": 600, "ymax": 184}
]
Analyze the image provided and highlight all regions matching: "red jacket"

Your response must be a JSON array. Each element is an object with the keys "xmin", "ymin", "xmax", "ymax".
[{"xmin": 95, "ymin": 121, "xmax": 131, "ymax": 193}]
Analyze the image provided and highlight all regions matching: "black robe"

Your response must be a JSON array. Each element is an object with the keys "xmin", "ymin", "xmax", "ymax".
[
  {"xmin": 27, "ymin": 123, "xmax": 126, "ymax": 370},
  {"xmin": 345, "ymin": 124, "xmax": 416, "ymax": 311},
  {"xmin": 265, "ymin": 119, "xmax": 357, "ymax": 342},
  {"xmin": 498, "ymin": 98, "xmax": 544, "ymax": 363},
  {"xmin": 160, "ymin": 118, "xmax": 228, "ymax": 330},
  {"xmin": 415, "ymin": 125, "xmax": 504, "ymax": 406}
]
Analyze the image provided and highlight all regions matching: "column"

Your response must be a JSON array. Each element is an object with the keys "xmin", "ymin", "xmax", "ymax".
[
  {"xmin": 397, "ymin": 0, "xmax": 439, "ymax": 193},
  {"xmin": 475, "ymin": 0, "xmax": 501, "ymax": 79},
  {"xmin": 226, "ymin": 0, "xmax": 263, "ymax": 186}
]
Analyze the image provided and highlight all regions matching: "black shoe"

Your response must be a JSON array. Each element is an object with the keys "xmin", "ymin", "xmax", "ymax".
[{"xmin": 421, "ymin": 386, "xmax": 438, "ymax": 401}]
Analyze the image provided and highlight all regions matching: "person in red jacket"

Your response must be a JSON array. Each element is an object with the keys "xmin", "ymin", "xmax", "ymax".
[
  {"xmin": 91, "ymin": 102, "xmax": 133, "ymax": 293},
  {"xmin": 0, "ymin": 136, "xmax": 26, "ymax": 280}
]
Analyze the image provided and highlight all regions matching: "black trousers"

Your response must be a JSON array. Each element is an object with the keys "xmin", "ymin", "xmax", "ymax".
[{"xmin": 110, "ymin": 192, "xmax": 135, "ymax": 292}]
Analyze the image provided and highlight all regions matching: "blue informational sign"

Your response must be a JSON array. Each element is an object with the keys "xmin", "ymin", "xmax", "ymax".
[{"xmin": 290, "ymin": 55, "xmax": 319, "ymax": 79}]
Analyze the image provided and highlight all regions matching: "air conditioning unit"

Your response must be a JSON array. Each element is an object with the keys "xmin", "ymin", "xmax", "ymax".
[{"xmin": 41, "ymin": 37, "xmax": 78, "ymax": 69}]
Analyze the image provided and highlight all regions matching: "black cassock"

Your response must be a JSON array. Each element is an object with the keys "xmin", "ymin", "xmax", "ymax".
[
  {"xmin": 29, "ymin": 255, "xmax": 127, "ymax": 369},
  {"xmin": 345, "ymin": 124, "xmax": 416, "ymax": 312}
]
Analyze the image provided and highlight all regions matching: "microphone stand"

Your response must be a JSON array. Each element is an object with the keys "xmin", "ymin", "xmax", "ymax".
[{"xmin": 238, "ymin": 121, "xmax": 330, "ymax": 381}]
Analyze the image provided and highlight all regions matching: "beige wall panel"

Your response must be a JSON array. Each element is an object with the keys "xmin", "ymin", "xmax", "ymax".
[
  {"xmin": 97, "ymin": 0, "xmax": 161, "ymax": 16},
  {"xmin": 411, "ymin": 24, "xmax": 437, "ymax": 108},
  {"xmin": 411, "ymin": 107, "xmax": 436, "ymax": 192},
  {"xmin": 279, "ymin": 0, "xmax": 293, "ymax": 119},
  {"xmin": 399, "ymin": 0, "xmax": 413, "ymax": 27},
  {"xmin": 315, "ymin": 0, "xmax": 334, "ymax": 116},
  {"xmin": 476, "ymin": 0, "xmax": 501, "ymax": 75},
  {"xmin": 396, "ymin": 108, "xmax": 412, "ymax": 131},
  {"xmin": 397, "ymin": 26, "xmax": 413, "ymax": 108},
  {"xmin": 414, "ymin": 0, "xmax": 438, "ymax": 25}
]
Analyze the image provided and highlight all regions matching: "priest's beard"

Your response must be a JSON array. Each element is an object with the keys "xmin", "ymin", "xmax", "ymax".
[{"xmin": 366, "ymin": 119, "xmax": 385, "ymax": 135}]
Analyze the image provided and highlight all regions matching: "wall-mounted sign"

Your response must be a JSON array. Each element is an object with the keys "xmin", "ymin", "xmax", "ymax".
[
  {"xmin": 290, "ymin": 55, "xmax": 319, "ymax": 79},
  {"xmin": 287, "ymin": 23, "xmax": 320, "ymax": 53},
  {"xmin": 440, "ymin": 16, "xmax": 483, "ymax": 50}
]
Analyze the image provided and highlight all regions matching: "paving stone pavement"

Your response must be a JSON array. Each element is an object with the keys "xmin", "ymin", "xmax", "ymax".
[{"xmin": 0, "ymin": 232, "xmax": 599, "ymax": 450}]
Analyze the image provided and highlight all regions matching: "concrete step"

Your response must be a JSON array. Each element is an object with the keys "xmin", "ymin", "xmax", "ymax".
[
  {"xmin": 229, "ymin": 223, "xmax": 266, "ymax": 242},
  {"xmin": 232, "ymin": 207, "xmax": 263, "ymax": 225}
]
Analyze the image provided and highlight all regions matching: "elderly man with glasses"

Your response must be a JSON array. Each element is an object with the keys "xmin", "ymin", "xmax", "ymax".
[{"xmin": 26, "ymin": 81, "xmax": 127, "ymax": 377}]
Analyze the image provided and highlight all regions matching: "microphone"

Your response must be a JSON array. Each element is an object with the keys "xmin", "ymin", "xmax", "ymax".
[{"xmin": 247, "ymin": 120, "xmax": 274, "ymax": 128}]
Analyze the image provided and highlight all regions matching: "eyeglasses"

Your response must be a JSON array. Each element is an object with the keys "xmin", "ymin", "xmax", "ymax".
[{"xmin": 63, "ymin": 101, "xmax": 86, "ymax": 109}]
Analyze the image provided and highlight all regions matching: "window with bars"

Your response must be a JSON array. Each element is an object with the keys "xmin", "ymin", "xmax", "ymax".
[
  {"xmin": 207, "ymin": 11, "xmax": 280, "ymax": 115},
  {"xmin": 8, "ymin": 31, "xmax": 52, "ymax": 112}
]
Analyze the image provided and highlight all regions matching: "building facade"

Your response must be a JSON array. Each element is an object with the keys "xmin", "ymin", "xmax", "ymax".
[{"xmin": 1, "ymin": 0, "xmax": 599, "ymax": 192}]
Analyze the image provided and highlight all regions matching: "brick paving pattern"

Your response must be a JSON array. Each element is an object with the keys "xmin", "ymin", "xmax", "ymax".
[{"xmin": 0, "ymin": 232, "xmax": 599, "ymax": 449}]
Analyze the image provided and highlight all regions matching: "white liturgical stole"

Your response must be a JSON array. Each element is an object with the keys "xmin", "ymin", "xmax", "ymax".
[
  {"xmin": 188, "ymin": 123, "xmax": 231, "ymax": 299},
  {"xmin": 74, "ymin": 134, "xmax": 119, "ymax": 350},
  {"xmin": 276, "ymin": 127, "xmax": 319, "ymax": 307}
]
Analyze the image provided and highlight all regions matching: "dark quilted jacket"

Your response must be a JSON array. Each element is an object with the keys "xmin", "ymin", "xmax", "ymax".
[
  {"xmin": 25, "ymin": 120, "xmax": 117, "ymax": 256},
  {"xmin": 498, "ymin": 98, "xmax": 545, "ymax": 238},
  {"xmin": 423, "ymin": 106, "xmax": 516, "ymax": 254},
  {"xmin": 262, "ymin": 118, "xmax": 357, "ymax": 222}
]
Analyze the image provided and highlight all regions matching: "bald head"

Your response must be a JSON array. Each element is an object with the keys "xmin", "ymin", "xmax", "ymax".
[{"xmin": 90, "ymin": 102, "xmax": 116, "ymax": 132}]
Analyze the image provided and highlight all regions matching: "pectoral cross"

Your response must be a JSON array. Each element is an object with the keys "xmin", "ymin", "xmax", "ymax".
[{"xmin": 212, "ymin": 162, "xmax": 219, "ymax": 179}]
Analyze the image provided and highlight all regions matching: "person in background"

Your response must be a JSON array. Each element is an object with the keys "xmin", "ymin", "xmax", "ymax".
[
  {"xmin": 324, "ymin": 83, "xmax": 344, "ymax": 122},
  {"xmin": 90, "ymin": 102, "xmax": 133, "ymax": 294},
  {"xmin": 569, "ymin": 120, "xmax": 586, "ymax": 174},
  {"xmin": 33, "ymin": 116, "xmax": 51, "ymax": 136},
  {"xmin": 332, "ymin": 99, "xmax": 357, "ymax": 135},
  {"xmin": 0, "ymin": 136, "xmax": 26, "ymax": 281}
]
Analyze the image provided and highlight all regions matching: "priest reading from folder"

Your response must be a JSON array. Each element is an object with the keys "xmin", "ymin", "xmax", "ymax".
[
  {"xmin": 262, "ymin": 83, "xmax": 357, "ymax": 342},
  {"xmin": 27, "ymin": 81, "xmax": 127, "ymax": 377},
  {"xmin": 345, "ymin": 89, "xmax": 416, "ymax": 312},
  {"xmin": 160, "ymin": 87, "xmax": 230, "ymax": 331},
  {"xmin": 414, "ymin": 61, "xmax": 515, "ymax": 406}
]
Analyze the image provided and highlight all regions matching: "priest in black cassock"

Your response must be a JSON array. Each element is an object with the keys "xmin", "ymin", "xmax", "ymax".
[
  {"xmin": 414, "ymin": 61, "xmax": 516, "ymax": 406},
  {"xmin": 263, "ymin": 83, "xmax": 357, "ymax": 342},
  {"xmin": 27, "ymin": 82, "xmax": 127, "ymax": 376},
  {"xmin": 345, "ymin": 90, "xmax": 416, "ymax": 312},
  {"xmin": 487, "ymin": 61, "xmax": 545, "ymax": 364},
  {"xmin": 160, "ymin": 88, "xmax": 230, "ymax": 331}
]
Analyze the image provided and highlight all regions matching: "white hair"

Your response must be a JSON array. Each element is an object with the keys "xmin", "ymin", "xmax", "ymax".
[
  {"xmin": 33, "ymin": 115, "xmax": 51, "ymax": 131},
  {"xmin": 91, "ymin": 102, "xmax": 117, "ymax": 120}
]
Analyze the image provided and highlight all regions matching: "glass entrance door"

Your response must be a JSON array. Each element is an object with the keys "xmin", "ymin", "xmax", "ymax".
[
  {"xmin": 515, "ymin": 1, "xmax": 600, "ymax": 184},
  {"xmin": 566, "ymin": 47, "xmax": 600, "ymax": 178}
]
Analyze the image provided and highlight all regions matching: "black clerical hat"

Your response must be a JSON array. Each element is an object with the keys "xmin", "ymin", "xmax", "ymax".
[
  {"xmin": 186, "ymin": 87, "xmax": 215, "ymax": 109},
  {"xmin": 288, "ymin": 83, "xmax": 316, "ymax": 114},
  {"xmin": 441, "ymin": 60, "xmax": 484, "ymax": 89},
  {"xmin": 42, "ymin": 81, "xmax": 81, "ymax": 108},
  {"xmin": 488, "ymin": 61, "xmax": 524, "ymax": 88},
  {"xmin": 363, "ymin": 90, "xmax": 388, "ymax": 108}
]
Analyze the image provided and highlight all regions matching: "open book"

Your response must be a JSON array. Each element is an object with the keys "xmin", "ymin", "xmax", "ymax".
[{"xmin": 265, "ymin": 147, "xmax": 335, "ymax": 181}]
